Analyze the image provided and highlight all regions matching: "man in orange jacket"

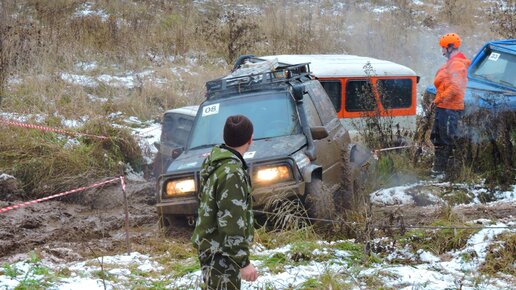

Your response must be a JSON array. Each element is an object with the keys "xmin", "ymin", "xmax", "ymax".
[{"xmin": 430, "ymin": 33, "xmax": 471, "ymax": 174}]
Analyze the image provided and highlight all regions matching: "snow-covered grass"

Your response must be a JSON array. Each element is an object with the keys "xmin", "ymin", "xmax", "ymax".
[
  {"xmin": 1, "ymin": 221, "xmax": 514, "ymax": 289},
  {"xmin": 370, "ymin": 180, "xmax": 516, "ymax": 206}
]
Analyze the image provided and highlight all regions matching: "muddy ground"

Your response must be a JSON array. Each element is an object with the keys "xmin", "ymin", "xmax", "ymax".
[
  {"xmin": 0, "ymin": 180, "xmax": 191, "ymax": 263},
  {"xmin": 0, "ymin": 179, "xmax": 515, "ymax": 263}
]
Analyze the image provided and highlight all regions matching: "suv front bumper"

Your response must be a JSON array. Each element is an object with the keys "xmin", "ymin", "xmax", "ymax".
[{"xmin": 156, "ymin": 180, "xmax": 306, "ymax": 216}]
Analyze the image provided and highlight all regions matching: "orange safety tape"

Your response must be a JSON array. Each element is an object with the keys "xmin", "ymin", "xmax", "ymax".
[
  {"xmin": 0, "ymin": 118, "xmax": 109, "ymax": 140},
  {"xmin": 0, "ymin": 177, "xmax": 122, "ymax": 214}
]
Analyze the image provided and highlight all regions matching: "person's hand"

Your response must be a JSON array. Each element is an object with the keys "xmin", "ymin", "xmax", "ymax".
[{"xmin": 240, "ymin": 263, "xmax": 258, "ymax": 282}]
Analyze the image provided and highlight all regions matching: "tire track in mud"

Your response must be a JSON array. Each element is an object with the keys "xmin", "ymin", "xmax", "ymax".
[{"xmin": 0, "ymin": 181, "xmax": 192, "ymax": 261}]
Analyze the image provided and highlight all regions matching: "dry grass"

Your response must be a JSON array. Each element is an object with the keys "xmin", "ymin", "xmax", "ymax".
[
  {"xmin": 480, "ymin": 232, "xmax": 516, "ymax": 276},
  {"xmin": 0, "ymin": 0, "xmax": 501, "ymax": 119},
  {"xmin": 0, "ymin": 119, "xmax": 141, "ymax": 197},
  {"xmin": 399, "ymin": 206, "xmax": 478, "ymax": 255}
]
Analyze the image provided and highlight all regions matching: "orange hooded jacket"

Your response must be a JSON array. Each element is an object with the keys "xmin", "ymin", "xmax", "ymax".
[{"xmin": 433, "ymin": 52, "xmax": 471, "ymax": 110}]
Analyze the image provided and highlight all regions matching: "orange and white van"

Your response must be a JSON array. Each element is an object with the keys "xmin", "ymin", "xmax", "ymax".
[{"xmin": 261, "ymin": 55, "xmax": 419, "ymax": 139}]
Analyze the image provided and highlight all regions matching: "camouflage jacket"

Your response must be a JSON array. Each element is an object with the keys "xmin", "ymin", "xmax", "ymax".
[{"xmin": 191, "ymin": 144, "xmax": 254, "ymax": 268}]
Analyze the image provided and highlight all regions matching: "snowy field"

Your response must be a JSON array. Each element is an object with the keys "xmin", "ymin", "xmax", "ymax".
[
  {"xmin": 1, "ymin": 221, "xmax": 514, "ymax": 289},
  {"xmin": 1, "ymin": 181, "xmax": 514, "ymax": 289}
]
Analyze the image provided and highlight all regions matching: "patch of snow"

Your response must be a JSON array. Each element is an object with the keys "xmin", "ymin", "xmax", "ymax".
[
  {"xmin": 7, "ymin": 76, "xmax": 22, "ymax": 85},
  {"xmin": 131, "ymin": 123, "xmax": 162, "ymax": 164},
  {"xmin": 372, "ymin": 6, "xmax": 397, "ymax": 14},
  {"xmin": 60, "ymin": 73, "xmax": 98, "ymax": 87},
  {"xmin": 74, "ymin": 2, "xmax": 109, "ymax": 21},
  {"xmin": 253, "ymin": 244, "xmax": 292, "ymax": 256},
  {"xmin": 370, "ymin": 180, "xmax": 515, "ymax": 207},
  {"xmin": 417, "ymin": 249, "xmax": 439, "ymax": 263},
  {"xmin": 124, "ymin": 164, "xmax": 146, "ymax": 182},
  {"xmin": 87, "ymin": 94, "xmax": 109, "ymax": 103},
  {"xmin": 97, "ymin": 74, "xmax": 137, "ymax": 89},
  {"xmin": 0, "ymin": 112, "xmax": 46, "ymax": 123},
  {"xmin": 75, "ymin": 61, "xmax": 98, "ymax": 72},
  {"xmin": 370, "ymin": 184, "xmax": 416, "ymax": 205},
  {"xmin": 57, "ymin": 278, "xmax": 108, "ymax": 290},
  {"xmin": 64, "ymin": 138, "xmax": 81, "ymax": 149},
  {"xmin": 0, "ymin": 173, "xmax": 15, "ymax": 181}
]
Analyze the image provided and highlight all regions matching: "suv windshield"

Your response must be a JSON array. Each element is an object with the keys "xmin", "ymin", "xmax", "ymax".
[
  {"xmin": 188, "ymin": 92, "xmax": 301, "ymax": 149},
  {"xmin": 470, "ymin": 50, "xmax": 516, "ymax": 88}
]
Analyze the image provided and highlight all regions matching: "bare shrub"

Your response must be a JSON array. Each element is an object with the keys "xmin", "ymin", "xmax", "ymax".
[
  {"xmin": 199, "ymin": 5, "xmax": 265, "ymax": 64},
  {"xmin": 486, "ymin": 0, "xmax": 516, "ymax": 39},
  {"xmin": 259, "ymin": 1, "xmax": 343, "ymax": 55},
  {"xmin": 440, "ymin": 0, "xmax": 476, "ymax": 28}
]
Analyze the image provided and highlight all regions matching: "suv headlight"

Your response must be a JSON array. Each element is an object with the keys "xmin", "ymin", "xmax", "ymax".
[
  {"xmin": 165, "ymin": 178, "xmax": 196, "ymax": 196},
  {"xmin": 253, "ymin": 164, "xmax": 293, "ymax": 186}
]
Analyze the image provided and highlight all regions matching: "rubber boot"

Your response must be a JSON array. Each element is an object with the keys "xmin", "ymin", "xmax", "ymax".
[
  {"xmin": 432, "ymin": 146, "xmax": 446, "ymax": 175},
  {"xmin": 443, "ymin": 145, "xmax": 454, "ymax": 179}
]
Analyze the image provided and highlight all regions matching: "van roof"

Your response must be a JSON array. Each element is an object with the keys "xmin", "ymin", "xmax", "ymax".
[
  {"xmin": 164, "ymin": 105, "xmax": 199, "ymax": 116},
  {"xmin": 261, "ymin": 55, "xmax": 417, "ymax": 78}
]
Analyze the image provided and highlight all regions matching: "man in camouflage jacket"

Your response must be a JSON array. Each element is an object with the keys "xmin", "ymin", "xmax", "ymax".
[{"xmin": 192, "ymin": 115, "xmax": 258, "ymax": 289}]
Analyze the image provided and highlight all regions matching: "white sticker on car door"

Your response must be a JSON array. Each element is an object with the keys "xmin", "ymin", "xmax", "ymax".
[
  {"xmin": 202, "ymin": 103, "xmax": 220, "ymax": 116},
  {"xmin": 244, "ymin": 151, "xmax": 256, "ymax": 159}
]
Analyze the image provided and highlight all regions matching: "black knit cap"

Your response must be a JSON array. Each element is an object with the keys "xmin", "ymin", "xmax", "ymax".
[{"xmin": 223, "ymin": 115, "xmax": 253, "ymax": 147}]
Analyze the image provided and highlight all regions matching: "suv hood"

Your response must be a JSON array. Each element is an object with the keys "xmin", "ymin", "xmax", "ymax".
[
  {"xmin": 466, "ymin": 78, "xmax": 516, "ymax": 112},
  {"xmin": 166, "ymin": 134, "xmax": 307, "ymax": 174}
]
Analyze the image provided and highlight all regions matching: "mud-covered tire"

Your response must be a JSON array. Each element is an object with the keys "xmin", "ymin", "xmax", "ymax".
[
  {"xmin": 348, "ymin": 165, "xmax": 370, "ymax": 209},
  {"xmin": 304, "ymin": 178, "xmax": 336, "ymax": 221}
]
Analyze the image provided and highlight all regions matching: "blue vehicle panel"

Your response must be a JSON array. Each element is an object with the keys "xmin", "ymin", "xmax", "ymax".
[{"xmin": 425, "ymin": 39, "xmax": 516, "ymax": 113}]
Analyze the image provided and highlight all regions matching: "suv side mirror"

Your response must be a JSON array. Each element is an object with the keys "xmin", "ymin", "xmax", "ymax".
[
  {"xmin": 171, "ymin": 147, "xmax": 184, "ymax": 159},
  {"xmin": 310, "ymin": 126, "xmax": 329, "ymax": 140},
  {"xmin": 291, "ymin": 84, "xmax": 305, "ymax": 101}
]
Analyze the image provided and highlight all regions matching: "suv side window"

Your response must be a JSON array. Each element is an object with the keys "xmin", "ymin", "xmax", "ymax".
[
  {"xmin": 345, "ymin": 80, "xmax": 376, "ymax": 112},
  {"xmin": 377, "ymin": 79, "xmax": 412, "ymax": 109},
  {"xmin": 303, "ymin": 93, "xmax": 322, "ymax": 127},
  {"xmin": 320, "ymin": 80, "xmax": 342, "ymax": 113}
]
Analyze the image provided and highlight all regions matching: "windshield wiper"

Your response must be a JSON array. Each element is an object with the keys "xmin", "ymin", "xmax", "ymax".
[
  {"xmin": 473, "ymin": 74, "xmax": 494, "ymax": 82},
  {"xmin": 189, "ymin": 143, "xmax": 218, "ymax": 150},
  {"xmin": 497, "ymin": 79, "xmax": 515, "ymax": 88}
]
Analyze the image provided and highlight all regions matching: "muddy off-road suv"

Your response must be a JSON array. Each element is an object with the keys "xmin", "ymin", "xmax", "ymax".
[{"xmin": 156, "ymin": 59, "xmax": 364, "ymax": 227}]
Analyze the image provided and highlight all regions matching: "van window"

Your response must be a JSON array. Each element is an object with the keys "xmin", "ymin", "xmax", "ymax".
[
  {"xmin": 320, "ymin": 81, "xmax": 342, "ymax": 112},
  {"xmin": 345, "ymin": 80, "xmax": 376, "ymax": 112},
  {"xmin": 377, "ymin": 79, "xmax": 412, "ymax": 109}
]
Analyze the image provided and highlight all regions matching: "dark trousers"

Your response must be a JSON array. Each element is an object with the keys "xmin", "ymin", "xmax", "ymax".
[
  {"xmin": 431, "ymin": 107, "xmax": 463, "ymax": 147},
  {"xmin": 200, "ymin": 254, "xmax": 241, "ymax": 290},
  {"xmin": 431, "ymin": 107, "xmax": 463, "ymax": 172}
]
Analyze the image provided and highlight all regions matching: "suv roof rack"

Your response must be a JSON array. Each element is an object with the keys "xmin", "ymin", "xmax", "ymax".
[{"xmin": 205, "ymin": 58, "xmax": 312, "ymax": 100}]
